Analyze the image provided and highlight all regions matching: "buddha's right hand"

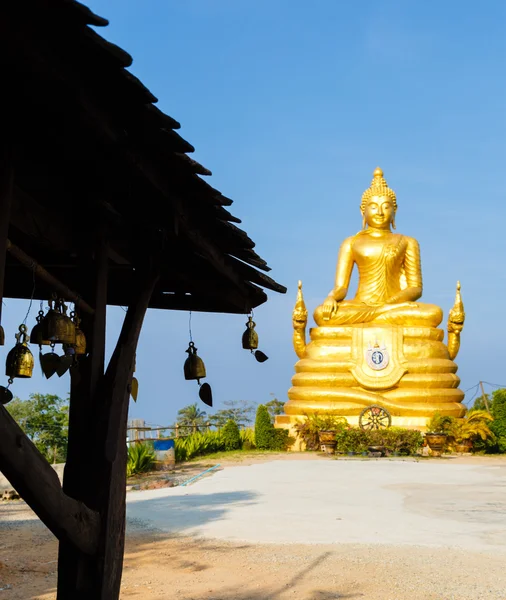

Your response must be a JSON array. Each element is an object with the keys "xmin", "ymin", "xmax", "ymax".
[{"xmin": 322, "ymin": 297, "xmax": 338, "ymax": 321}]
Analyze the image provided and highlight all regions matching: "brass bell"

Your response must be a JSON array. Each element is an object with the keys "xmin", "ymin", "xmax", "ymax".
[
  {"xmin": 70, "ymin": 312, "xmax": 86, "ymax": 355},
  {"xmin": 30, "ymin": 310, "xmax": 51, "ymax": 346},
  {"xmin": 46, "ymin": 298, "xmax": 76, "ymax": 345},
  {"xmin": 242, "ymin": 316, "xmax": 259, "ymax": 351},
  {"xmin": 6, "ymin": 324, "xmax": 34, "ymax": 379},
  {"xmin": 183, "ymin": 342, "xmax": 206, "ymax": 383}
]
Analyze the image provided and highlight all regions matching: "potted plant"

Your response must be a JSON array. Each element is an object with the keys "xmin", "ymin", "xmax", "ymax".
[
  {"xmin": 425, "ymin": 413, "xmax": 454, "ymax": 456},
  {"xmin": 294, "ymin": 413, "xmax": 348, "ymax": 452},
  {"xmin": 453, "ymin": 410, "xmax": 494, "ymax": 453},
  {"xmin": 317, "ymin": 415, "xmax": 348, "ymax": 454}
]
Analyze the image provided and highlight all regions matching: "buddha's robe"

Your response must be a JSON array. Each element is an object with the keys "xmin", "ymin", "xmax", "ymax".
[{"xmin": 313, "ymin": 231, "xmax": 442, "ymax": 328}]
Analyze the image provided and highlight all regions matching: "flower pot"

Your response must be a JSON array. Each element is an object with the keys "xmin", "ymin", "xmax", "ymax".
[
  {"xmin": 455, "ymin": 440, "xmax": 473, "ymax": 453},
  {"xmin": 368, "ymin": 445, "xmax": 385, "ymax": 456},
  {"xmin": 318, "ymin": 430, "xmax": 336, "ymax": 455},
  {"xmin": 425, "ymin": 433, "xmax": 447, "ymax": 457},
  {"xmin": 347, "ymin": 451, "xmax": 355, "ymax": 456}
]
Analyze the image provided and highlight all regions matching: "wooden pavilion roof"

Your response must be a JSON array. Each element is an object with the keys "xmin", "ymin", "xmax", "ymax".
[{"xmin": 1, "ymin": 0, "xmax": 286, "ymax": 314}]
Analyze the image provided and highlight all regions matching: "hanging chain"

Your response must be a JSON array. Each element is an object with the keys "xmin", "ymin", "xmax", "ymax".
[{"xmin": 22, "ymin": 263, "xmax": 37, "ymax": 325}]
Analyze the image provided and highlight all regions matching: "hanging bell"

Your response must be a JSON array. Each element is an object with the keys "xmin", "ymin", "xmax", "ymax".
[
  {"xmin": 183, "ymin": 341, "xmax": 206, "ymax": 384},
  {"xmin": 46, "ymin": 297, "xmax": 76, "ymax": 345},
  {"xmin": 70, "ymin": 312, "xmax": 86, "ymax": 355},
  {"xmin": 6, "ymin": 324, "xmax": 34, "ymax": 379},
  {"xmin": 30, "ymin": 310, "xmax": 51, "ymax": 346},
  {"xmin": 241, "ymin": 314, "xmax": 269, "ymax": 363},
  {"xmin": 242, "ymin": 316, "xmax": 259, "ymax": 351}
]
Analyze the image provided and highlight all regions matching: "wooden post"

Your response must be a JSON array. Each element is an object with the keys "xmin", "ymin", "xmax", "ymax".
[
  {"xmin": 93, "ymin": 268, "xmax": 159, "ymax": 599},
  {"xmin": 479, "ymin": 381, "xmax": 491, "ymax": 414},
  {"xmin": 57, "ymin": 225, "xmax": 108, "ymax": 598},
  {"xmin": 175, "ymin": 423, "xmax": 179, "ymax": 438}
]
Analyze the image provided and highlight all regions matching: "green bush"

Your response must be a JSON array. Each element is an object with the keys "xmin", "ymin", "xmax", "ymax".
[
  {"xmin": 222, "ymin": 420, "xmax": 241, "ymax": 451},
  {"xmin": 255, "ymin": 404, "xmax": 275, "ymax": 449},
  {"xmin": 426, "ymin": 413, "xmax": 455, "ymax": 435},
  {"xmin": 271, "ymin": 428, "xmax": 290, "ymax": 450},
  {"xmin": 490, "ymin": 390, "xmax": 506, "ymax": 452},
  {"xmin": 240, "ymin": 428, "xmax": 256, "ymax": 450},
  {"xmin": 334, "ymin": 426, "xmax": 423, "ymax": 456},
  {"xmin": 335, "ymin": 427, "xmax": 369, "ymax": 454},
  {"xmin": 127, "ymin": 442, "xmax": 156, "ymax": 477},
  {"xmin": 174, "ymin": 431, "xmax": 225, "ymax": 462},
  {"xmin": 368, "ymin": 427, "xmax": 423, "ymax": 455}
]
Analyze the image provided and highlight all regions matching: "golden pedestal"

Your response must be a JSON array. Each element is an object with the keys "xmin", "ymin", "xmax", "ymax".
[{"xmin": 276, "ymin": 323, "xmax": 465, "ymax": 443}]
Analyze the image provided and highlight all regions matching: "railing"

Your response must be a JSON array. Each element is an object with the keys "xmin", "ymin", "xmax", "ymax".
[{"xmin": 126, "ymin": 422, "xmax": 212, "ymax": 445}]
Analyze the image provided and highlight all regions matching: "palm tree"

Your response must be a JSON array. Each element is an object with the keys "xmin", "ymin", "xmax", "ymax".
[
  {"xmin": 177, "ymin": 403, "xmax": 207, "ymax": 432},
  {"xmin": 454, "ymin": 410, "xmax": 494, "ymax": 444}
]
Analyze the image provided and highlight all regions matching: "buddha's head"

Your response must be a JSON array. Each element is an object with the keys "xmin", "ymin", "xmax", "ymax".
[{"xmin": 360, "ymin": 167, "xmax": 397, "ymax": 230}]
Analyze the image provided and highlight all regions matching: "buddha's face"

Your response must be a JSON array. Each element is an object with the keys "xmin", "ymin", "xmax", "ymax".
[{"xmin": 362, "ymin": 195, "xmax": 395, "ymax": 230}]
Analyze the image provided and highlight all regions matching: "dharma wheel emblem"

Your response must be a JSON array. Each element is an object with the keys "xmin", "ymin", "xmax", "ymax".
[{"xmin": 366, "ymin": 341, "xmax": 389, "ymax": 371}]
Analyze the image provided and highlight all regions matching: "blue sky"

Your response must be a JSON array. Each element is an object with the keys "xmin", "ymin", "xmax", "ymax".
[{"xmin": 4, "ymin": 0, "xmax": 506, "ymax": 422}]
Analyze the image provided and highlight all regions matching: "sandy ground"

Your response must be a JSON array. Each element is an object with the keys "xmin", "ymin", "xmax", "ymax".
[{"xmin": 1, "ymin": 454, "xmax": 506, "ymax": 599}]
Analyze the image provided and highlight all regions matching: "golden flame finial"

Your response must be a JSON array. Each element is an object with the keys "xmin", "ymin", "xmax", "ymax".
[
  {"xmin": 361, "ymin": 166, "xmax": 397, "ymax": 210},
  {"xmin": 449, "ymin": 280, "xmax": 465, "ymax": 324},
  {"xmin": 295, "ymin": 280, "xmax": 306, "ymax": 311}
]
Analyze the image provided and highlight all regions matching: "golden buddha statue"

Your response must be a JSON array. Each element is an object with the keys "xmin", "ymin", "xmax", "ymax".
[{"xmin": 276, "ymin": 167, "xmax": 466, "ymax": 438}]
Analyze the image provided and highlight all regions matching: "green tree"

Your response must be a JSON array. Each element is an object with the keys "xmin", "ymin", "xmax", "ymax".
[
  {"xmin": 473, "ymin": 393, "xmax": 491, "ymax": 412},
  {"xmin": 255, "ymin": 404, "xmax": 274, "ymax": 449},
  {"xmin": 221, "ymin": 420, "xmax": 241, "ymax": 451},
  {"xmin": 210, "ymin": 400, "xmax": 256, "ymax": 428},
  {"xmin": 265, "ymin": 398, "xmax": 285, "ymax": 421},
  {"xmin": 7, "ymin": 394, "xmax": 69, "ymax": 463},
  {"xmin": 177, "ymin": 403, "xmax": 207, "ymax": 431},
  {"xmin": 490, "ymin": 389, "xmax": 506, "ymax": 452}
]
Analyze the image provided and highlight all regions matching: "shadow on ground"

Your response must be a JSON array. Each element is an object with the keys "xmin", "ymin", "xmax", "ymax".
[{"xmin": 126, "ymin": 490, "xmax": 258, "ymax": 535}]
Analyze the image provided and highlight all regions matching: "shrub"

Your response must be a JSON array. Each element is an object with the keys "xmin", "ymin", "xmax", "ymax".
[
  {"xmin": 255, "ymin": 404, "xmax": 275, "ymax": 449},
  {"xmin": 240, "ymin": 428, "xmax": 256, "ymax": 450},
  {"xmin": 426, "ymin": 413, "xmax": 455, "ymax": 435},
  {"xmin": 451, "ymin": 410, "xmax": 494, "ymax": 447},
  {"xmin": 127, "ymin": 442, "xmax": 156, "ymax": 477},
  {"xmin": 334, "ymin": 426, "xmax": 423, "ymax": 456},
  {"xmin": 174, "ymin": 431, "xmax": 224, "ymax": 462},
  {"xmin": 490, "ymin": 390, "xmax": 506, "ymax": 453},
  {"xmin": 335, "ymin": 427, "xmax": 369, "ymax": 454},
  {"xmin": 368, "ymin": 427, "xmax": 423, "ymax": 455},
  {"xmin": 222, "ymin": 420, "xmax": 241, "ymax": 451},
  {"xmin": 271, "ymin": 428, "xmax": 290, "ymax": 451}
]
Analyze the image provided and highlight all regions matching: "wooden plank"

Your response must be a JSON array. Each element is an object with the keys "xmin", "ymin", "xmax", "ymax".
[{"xmin": 0, "ymin": 405, "xmax": 100, "ymax": 555}]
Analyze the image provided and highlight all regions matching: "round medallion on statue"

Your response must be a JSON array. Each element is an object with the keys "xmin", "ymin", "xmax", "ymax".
[{"xmin": 366, "ymin": 343, "xmax": 389, "ymax": 371}]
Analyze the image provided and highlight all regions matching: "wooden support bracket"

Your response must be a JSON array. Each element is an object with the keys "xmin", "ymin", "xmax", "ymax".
[{"xmin": 0, "ymin": 405, "xmax": 100, "ymax": 555}]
